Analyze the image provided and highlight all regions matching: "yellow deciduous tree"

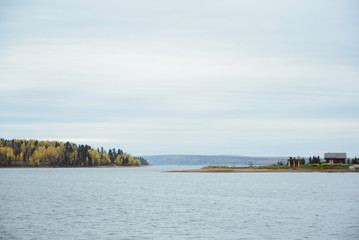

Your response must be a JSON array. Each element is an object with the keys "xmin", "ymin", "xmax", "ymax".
[
  {"xmin": 114, "ymin": 155, "xmax": 123, "ymax": 165},
  {"xmin": 88, "ymin": 149, "xmax": 101, "ymax": 166},
  {"xmin": 102, "ymin": 152, "xmax": 111, "ymax": 165}
]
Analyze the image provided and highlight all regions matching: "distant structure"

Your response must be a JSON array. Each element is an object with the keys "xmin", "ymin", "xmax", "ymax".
[
  {"xmin": 324, "ymin": 153, "xmax": 346, "ymax": 164},
  {"xmin": 287, "ymin": 158, "xmax": 302, "ymax": 168}
]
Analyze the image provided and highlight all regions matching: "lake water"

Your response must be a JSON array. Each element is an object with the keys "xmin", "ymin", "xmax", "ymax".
[{"xmin": 0, "ymin": 166, "xmax": 358, "ymax": 240}]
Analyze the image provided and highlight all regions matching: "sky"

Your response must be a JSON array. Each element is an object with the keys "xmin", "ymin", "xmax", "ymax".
[{"xmin": 0, "ymin": 0, "xmax": 358, "ymax": 157}]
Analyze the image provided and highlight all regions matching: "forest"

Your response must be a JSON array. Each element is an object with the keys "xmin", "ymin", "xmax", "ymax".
[{"xmin": 0, "ymin": 138, "xmax": 148, "ymax": 167}]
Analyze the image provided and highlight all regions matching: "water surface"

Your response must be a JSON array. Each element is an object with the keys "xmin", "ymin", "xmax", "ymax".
[{"xmin": 1, "ymin": 166, "xmax": 358, "ymax": 239}]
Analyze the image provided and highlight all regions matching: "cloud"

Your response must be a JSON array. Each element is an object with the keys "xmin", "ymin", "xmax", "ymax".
[
  {"xmin": 1, "ymin": 117, "xmax": 358, "ymax": 155},
  {"xmin": 0, "ymin": 0, "xmax": 358, "ymax": 156}
]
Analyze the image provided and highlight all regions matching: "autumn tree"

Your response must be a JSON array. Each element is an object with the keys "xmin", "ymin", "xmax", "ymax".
[{"xmin": 0, "ymin": 138, "xmax": 145, "ymax": 167}]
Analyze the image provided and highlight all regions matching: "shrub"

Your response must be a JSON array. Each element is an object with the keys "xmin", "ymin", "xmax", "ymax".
[
  {"xmin": 203, "ymin": 165, "xmax": 230, "ymax": 169},
  {"xmin": 321, "ymin": 163, "xmax": 331, "ymax": 168},
  {"xmin": 311, "ymin": 163, "xmax": 320, "ymax": 167},
  {"xmin": 254, "ymin": 165, "xmax": 288, "ymax": 170},
  {"xmin": 332, "ymin": 163, "xmax": 342, "ymax": 169}
]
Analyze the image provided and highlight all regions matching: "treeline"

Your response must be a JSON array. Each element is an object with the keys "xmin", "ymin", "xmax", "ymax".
[
  {"xmin": 288, "ymin": 156, "xmax": 357, "ymax": 165},
  {"xmin": 308, "ymin": 156, "xmax": 321, "ymax": 164},
  {"xmin": 0, "ymin": 138, "xmax": 148, "ymax": 167}
]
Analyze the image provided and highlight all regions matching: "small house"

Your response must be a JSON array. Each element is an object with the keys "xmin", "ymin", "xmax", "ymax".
[
  {"xmin": 324, "ymin": 153, "xmax": 346, "ymax": 164},
  {"xmin": 288, "ymin": 158, "xmax": 302, "ymax": 168}
]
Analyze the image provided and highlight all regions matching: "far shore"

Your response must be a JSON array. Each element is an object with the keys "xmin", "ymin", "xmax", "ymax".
[
  {"xmin": 168, "ymin": 168, "xmax": 357, "ymax": 173},
  {"xmin": 0, "ymin": 165, "xmax": 147, "ymax": 168}
]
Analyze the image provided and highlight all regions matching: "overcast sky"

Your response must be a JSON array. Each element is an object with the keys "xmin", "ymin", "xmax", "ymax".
[{"xmin": 1, "ymin": 0, "xmax": 358, "ymax": 157}]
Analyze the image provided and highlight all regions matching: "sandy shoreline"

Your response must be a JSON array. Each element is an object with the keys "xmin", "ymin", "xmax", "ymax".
[{"xmin": 168, "ymin": 168, "xmax": 356, "ymax": 173}]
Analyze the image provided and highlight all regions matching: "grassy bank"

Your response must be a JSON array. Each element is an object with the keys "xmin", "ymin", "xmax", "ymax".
[
  {"xmin": 203, "ymin": 164, "xmax": 350, "ymax": 170},
  {"xmin": 171, "ymin": 164, "xmax": 356, "ymax": 173}
]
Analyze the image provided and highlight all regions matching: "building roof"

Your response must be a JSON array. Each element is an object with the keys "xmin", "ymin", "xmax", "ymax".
[{"xmin": 324, "ymin": 153, "xmax": 347, "ymax": 159}]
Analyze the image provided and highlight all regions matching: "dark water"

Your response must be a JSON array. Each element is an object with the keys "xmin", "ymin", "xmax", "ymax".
[{"xmin": 0, "ymin": 166, "xmax": 358, "ymax": 239}]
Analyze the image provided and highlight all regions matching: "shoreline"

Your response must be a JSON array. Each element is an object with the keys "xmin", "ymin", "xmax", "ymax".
[
  {"xmin": 168, "ymin": 168, "xmax": 357, "ymax": 173},
  {"xmin": 0, "ymin": 165, "xmax": 148, "ymax": 168}
]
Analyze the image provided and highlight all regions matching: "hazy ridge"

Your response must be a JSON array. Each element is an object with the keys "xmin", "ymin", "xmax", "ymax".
[{"xmin": 141, "ymin": 155, "xmax": 288, "ymax": 166}]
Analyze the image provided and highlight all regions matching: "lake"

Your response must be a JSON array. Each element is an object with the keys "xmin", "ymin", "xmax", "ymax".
[{"xmin": 0, "ymin": 166, "xmax": 358, "ymax": 239}]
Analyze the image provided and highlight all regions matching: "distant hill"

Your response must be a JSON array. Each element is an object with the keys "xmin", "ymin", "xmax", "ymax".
[{"xmin": 141, "ymin": 155, "xmax": 288, "ymax": 166}]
